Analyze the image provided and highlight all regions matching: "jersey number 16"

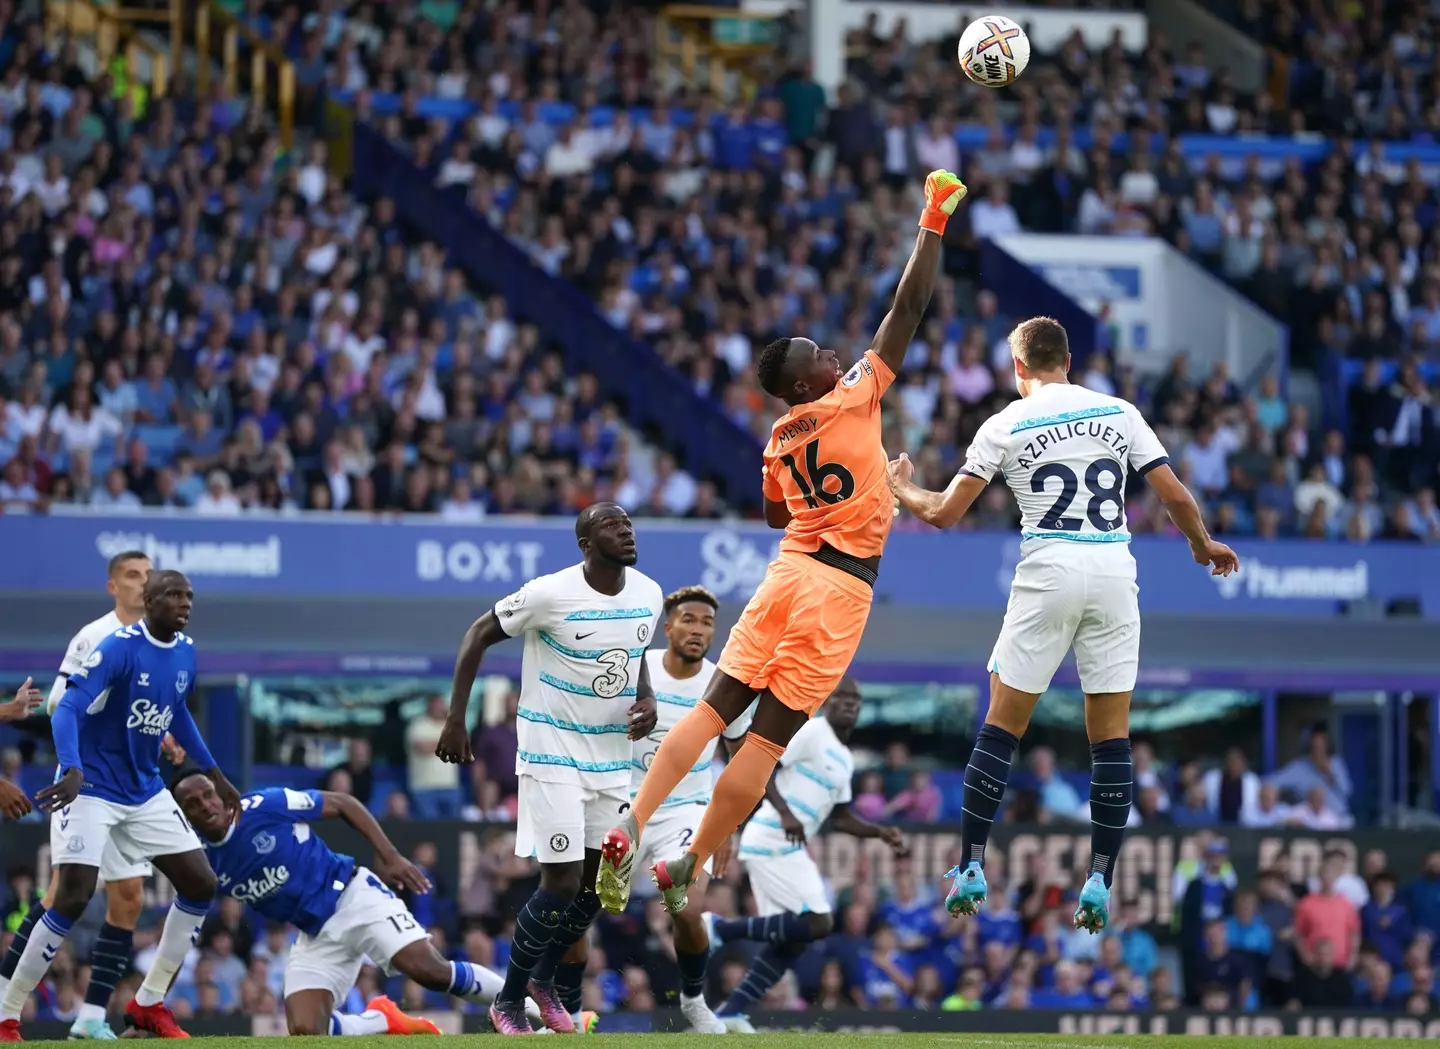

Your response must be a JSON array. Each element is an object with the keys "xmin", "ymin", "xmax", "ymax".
[{"xmin": 779, "ymin": 440, "xmax": 855, "ymax": 509}]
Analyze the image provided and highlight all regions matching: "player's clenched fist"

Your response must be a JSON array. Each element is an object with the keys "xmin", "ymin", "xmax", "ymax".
[
  {"xmin": 919, "ymin": 170, "xmax": 968, "ymax": 235},
  {"xmin": 0, "ymin": 777, "xmax": 32, "ymax": 820}
]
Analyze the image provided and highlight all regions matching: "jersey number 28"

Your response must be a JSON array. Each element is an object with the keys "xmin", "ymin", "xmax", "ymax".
[
  {"xmin": 1032, "ymin": 457, "xmax": 1125, "ymax": 531},
  {"xmin": 779, "ymin": 440, "xmax": 855, "ymax": 508}
]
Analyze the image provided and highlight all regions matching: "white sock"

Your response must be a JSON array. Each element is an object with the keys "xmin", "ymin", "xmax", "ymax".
[
  {"xmin": 0, "ymin": 977, "xmax": 9, "ymax": 1007},
  {"xmin": 134, "ymin": 899, "xmax": 208, "ymax": 1007},
  {"xmin": 77, "ymin": 1003, "xmax": 107, "ymax": 1023},
  {"xmin": 449, "ymin": 961, "xmax": 541, "ymax": 1024},
  {"xmin": 1, "ymin": 911, "xmax": 73, "ymax": 1021},
  {"xmin": 330, "ymin": 1011, "xmax": 389, "ymax": 1035}
]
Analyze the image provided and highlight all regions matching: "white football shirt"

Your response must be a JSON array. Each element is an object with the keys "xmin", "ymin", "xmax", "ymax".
[
  {"xmin": 739, "ymin": 715, "xmax": 854, "ymax": 858},
  {"xmin": 495, "ymin": 563, "xmax": 664, "ymax": 789},
  {"xmin": 48, "ymin": 610, "xmax": 123, "ymax": 714},
  {"xmin": 962, "ymin": 382, "xmax": 1169, "ymax": 547},
  {"xmin": 630, "ymin": 649, "xmax": 753, "ymax": 808}
]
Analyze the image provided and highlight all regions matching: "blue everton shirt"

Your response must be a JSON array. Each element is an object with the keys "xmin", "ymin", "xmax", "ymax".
[
  {"xmin": 57, "ymin": 621, "xmax": 210, "ymax": 805},
  {"xmin": 204, "ymin": 788, "xmax": 356, "ymax": 936}
]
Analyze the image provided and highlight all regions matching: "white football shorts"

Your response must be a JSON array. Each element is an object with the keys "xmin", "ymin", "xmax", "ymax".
[
  {"xmin": 284, "ymin": 866, "xmax": 430, "ymax": 1004},
  {"xmin": 988, "ymin": 541, "xmax": 1141, "ymax": 696},
  {"xmin": 515, "ymin": 776, "xmax": 630, "ymax": 865},
  {"xmin": 51, "ymin": 792, "xmax": 199, "ymax": 872}
]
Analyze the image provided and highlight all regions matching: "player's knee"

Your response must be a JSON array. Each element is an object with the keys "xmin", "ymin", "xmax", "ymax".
[
  {"xmin": 539, "ymin": 866, "xmax": 582, "ymax": 901},
  {"xmin": 53, "ymin": 868, "xmax": 99, "ymax": 919},
  {"xmin": 174, "ymin": 865, "xmax": 218, "ymax": 903},
  {"xmin": 104, "ymin": 879, "xmax": 145, "ymax": 928},
  {"xmin": 804, "ymin": 912, "xmax": 834, "ymax": 939},
  {"xmin": 287, "ymin": 1017, "xmax": 328, "ymax": 1037}
]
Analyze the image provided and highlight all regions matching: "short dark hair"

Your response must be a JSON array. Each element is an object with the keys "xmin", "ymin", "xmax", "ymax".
[
  {"xmin": 107, "ymin": 549, "xmax": 149, "ymax": 577},
  {"xmin": 575, "ymin": 501, "xmax": 624, "ymax": 540},
  {"xmin": 664, "ymin": 585, "xmax": 718, "ymax": 617},
  {"xmin": 756, "ymin": 337, "xmax": 794, "ymax": 398},
  {"xmin": 1008, "ymin": 317, "xmax": 1070, "ymax": 372}
]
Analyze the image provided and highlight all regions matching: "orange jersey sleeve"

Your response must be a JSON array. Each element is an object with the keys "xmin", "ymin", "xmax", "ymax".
[{"xmin": 762, "ymin": 350, "xmax": 896, "ymax": 558}]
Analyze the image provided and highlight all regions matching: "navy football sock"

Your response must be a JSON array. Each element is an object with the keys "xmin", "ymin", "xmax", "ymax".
[
  {"xmin": 962, "ymin": 723, "xmax": 1019, "ymax": 866},
  {"xmin": 1088, "ymin": 737, "xmax": 1134, "ymax": 888},
  {"xmin": 711, "ymin": 912, "xmax": 813, "ymax": 945},
  {"xmin": 500, "ymin": 889, "xmax": 569, "ymax": 1002},
  {"xmin": 0, "ymin": 904, "xmax": 43, "ymax": 980}
]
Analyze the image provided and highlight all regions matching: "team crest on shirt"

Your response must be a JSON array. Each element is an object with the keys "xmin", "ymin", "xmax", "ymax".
[
  {"xmin": 637, "ymin": 623, "xmax": 649, "ymax": 642},
  {"xmin": 549, "ymin": 833, "xmax": 569, "ymax": 854},
  {"xmin": 252, "ymin": 831, "xmax": 276, "ymax": 855},
  {"xmin": 175, "ymin": 670, "xmax": 190, "ymax": 695}
]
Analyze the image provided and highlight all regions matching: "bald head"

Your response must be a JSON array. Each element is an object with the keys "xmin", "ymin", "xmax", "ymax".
[{"xmin": 575, "ymin": 501, "xmax": 626, "ymax": 541}]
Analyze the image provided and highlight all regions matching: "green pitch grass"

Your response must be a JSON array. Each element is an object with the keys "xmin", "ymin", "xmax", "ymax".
[{"xmin": 19, "ymin": 1035, "xmax": 1424, "ymax": 1048}]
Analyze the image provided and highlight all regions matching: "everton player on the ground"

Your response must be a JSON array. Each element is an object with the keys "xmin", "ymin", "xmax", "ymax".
[{"xmin": 173, "ymin": 773, "xmax": 547, "ymax": 1036}]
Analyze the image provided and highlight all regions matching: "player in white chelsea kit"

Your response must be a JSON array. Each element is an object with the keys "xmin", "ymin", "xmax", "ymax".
[
  {"xmin": 887, "ymin": 317, "xmax": 1238, "ymax": 934},
  {"xmin": 0, "ymin": 551, "xmax": 188, "ymax": 1040},
  {"xmin": 703, "ymin": 677, "xmax": 906, "ymax": 1032},
  {"xmin": 436, "ymin": 503, "xmax": 661, "ymax": 1036},
  {"xmin": 630, "ymin": 586, "xmax": 752, "ymax": 1035}
]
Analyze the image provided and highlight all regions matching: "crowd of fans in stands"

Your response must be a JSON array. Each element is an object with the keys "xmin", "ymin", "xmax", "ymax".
[{"xmin": 0, "ymin": 1, "xmax": 1439, "ymax": 536}]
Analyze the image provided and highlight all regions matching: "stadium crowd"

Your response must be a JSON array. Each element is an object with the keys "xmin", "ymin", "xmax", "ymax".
[
  {"xmin": 0, "ymin": 5, "xmax": 1435, "ymax": 537},
  {"xmin": 14, "ymin": 819, "xmax": 1440, "ymax": 1019}
]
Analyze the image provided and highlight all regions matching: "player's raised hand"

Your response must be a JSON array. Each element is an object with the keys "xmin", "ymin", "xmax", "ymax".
[
  {"xmin": 0, "ymin": 677, "xmax": 44, "ymax": 722},
  {"xmin": 435, "ymin": 716, "xmax": 473, "ymax": 764},
  {"xmin": 886, "ymin": 453, "xmax": 915, "ymax": 493},
  {"xmin": 1193, "ymin": 539, "xmax": 1240, "ymax": 577},
  {"xmin": 0, "ymin": 777, "xmax": 32, "ymax": 820},
  {"xmin": 375, "ymin": 849, "xmax": 432, "ymax": 896},
  {"xmin": 37, "ymin": 767, "xmax": 83, "ymax": 813},
  {"xmin": 878, "ymin": 825, "xmax": 910, "ymax": 858},
  {"xmin": 919, "ymin": 170, "xmax": 968, "ymax": 235},
  {"xmin": 627, "ymin": 694, "xmax": 658, "ymax": 741}
]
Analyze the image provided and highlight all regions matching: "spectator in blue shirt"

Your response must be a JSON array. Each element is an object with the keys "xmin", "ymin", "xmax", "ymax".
[
  {"xmin": 1270, "ymin": 724, "xmax": 1353, "ymax": 818},
  {"xmin": 1029, "ymin": 960, "xmax": 1098, "ymax": 1009},
  {"xmin": 1030, "ymin": 746, "xmax": 1080, "ymax": 817},
  {"xmin": 1113, "ymin": 900, "xmax": 1159, "ymax": 978},
  {"xmin": 879, "ymin": 867, "xmax": 940, "ymax": 959},
  {"xmin": 711, "ymin": 105, "xmax": 755, "ymax": 171},
  {"xmin": 1363, "ymin": 872, "xmax": 1415, "ymax": 969},
  {"xmin": 1406, "ymin": 852, "xmax": 1440, "ymax": 936},
  {"xmin": 857, "ymin": 925, "xmax": 915, "ymax": 1007}
]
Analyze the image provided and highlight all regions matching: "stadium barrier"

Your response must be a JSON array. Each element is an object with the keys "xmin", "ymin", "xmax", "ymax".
[
  {"xmin": 3, "ymin": 822, "xmax": 1427, "ymax": 936},
  {"xmin": 20, "ymin": 1009, "xmax": 1440, "ymax": 1039}
]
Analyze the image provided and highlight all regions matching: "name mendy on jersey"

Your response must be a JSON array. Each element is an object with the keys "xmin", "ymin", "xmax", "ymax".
[{"xmin": 1017, "ymin": 419, "xmax": 1130, "ymax": 469}]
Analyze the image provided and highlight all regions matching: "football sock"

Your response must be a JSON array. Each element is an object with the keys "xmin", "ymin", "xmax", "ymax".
[
  {"xmin": 449, "ymin": 962, "xmax": 544, "ymax": 1025},
  {"xmin": 530, "ymin": 888, "xmax": 600, "ymax": 985},
  {"xmin": 712, "ymin": 912, "xmax": 813, "ymax": 946},
  {"xmin": 719, "ymin": 942, "xmax": 801, "ymax": 1016},
  {"xmin": 629, "ymin": 702, "xmax": 727, "ymax": 833},
  {"xmin": 962, "ymin": 723, "xmax": 1019, "ymax": 866},
  {"xmin": 1088, "ymin": 737, "xmax": 1134, "ymax": 888},
  {"xmin": 85, "ymin": 922, "xmax": 133, "ymax": 1015},
  {"xmin": 499, "ymin": 889, "xmax": 568, "ymax": 1001},
  {"xmin": 1, "ymin": 909, "xmax": 72, "ymax": 1021},
  {"xmin": 329, "ymin": 1011, "xmax": 389, "ymax": 1035},
  {"xmin": 135, "ymin": 897, "xmax": 209, "ymax": 1007},
  {"xmin": 0, "ymin": 902, "xmax": 43, "ymax": 1003},
  {"xmin": 677, "ymin": 947, "xmax": 708, "ymax": 999},
  {"xmin": 687, "ymin": 733, "xmax": 785, "ymax": 868},
  {"xmin": 554, "ymin": 961, "xmax": 586, "ymax": 1015}
]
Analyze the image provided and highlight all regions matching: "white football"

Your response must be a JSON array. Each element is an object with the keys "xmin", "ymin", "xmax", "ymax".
[{"xmin": 958, "ymin": 14, "xmax": 1031, "ymax": 88}]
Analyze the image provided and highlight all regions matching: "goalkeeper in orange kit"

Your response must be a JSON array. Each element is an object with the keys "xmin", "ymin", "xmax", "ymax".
[{"xmin": 595, "ymin": 171, "xmax": 969, "ymax": 916}]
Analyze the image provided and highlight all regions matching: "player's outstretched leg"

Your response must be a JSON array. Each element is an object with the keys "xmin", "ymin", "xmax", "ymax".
[
  {"xmin": 385, "ymin": 940, "xmax": 544, "ymax": 1033},
  {"xmin": 948, "ymin": 676, "xmax": 1035, "ymax": 917},
  {"xmin": 598, "ymin": 672, "xmax": 757, "ymax": 915},
  {"xmin": 709, "ymin": 911, "xmax": 830, "ymax": 1031},
  {"xmin": 651, "ymin": 732, "xmax": 786, "ymax": 915},
  {"xmin": 1074, "ymin": 691, "xmax": 1134, "ymax": 934}
]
